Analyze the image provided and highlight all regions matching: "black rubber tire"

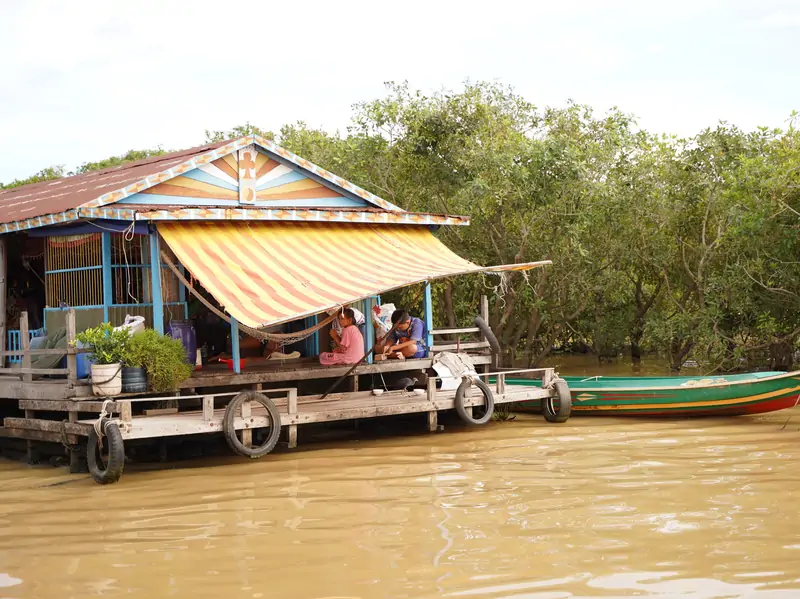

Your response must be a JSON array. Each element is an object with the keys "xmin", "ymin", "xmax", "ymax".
[
  {"xmin": 542, "ymin": 379, "xmax": 572, "ymax": 423},
  {"xmin": 223, "ymin": 391, "xmax": 282, "ymax": 459},
  {"xmin": 474, "ymin": 316, "xmax": 501, "ymax": 355},
  {"xmin": 87, "ymin": 422, "xmax": 125, "ymax": 485},
  {"xmin": 454, "ymin": 378, "xmax": 495, "ymax": 425}
]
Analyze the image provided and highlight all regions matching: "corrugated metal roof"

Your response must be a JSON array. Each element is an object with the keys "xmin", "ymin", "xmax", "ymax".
[{"xmin": 0, "ymin": 140, "xmax": 230, "ymax": 225}]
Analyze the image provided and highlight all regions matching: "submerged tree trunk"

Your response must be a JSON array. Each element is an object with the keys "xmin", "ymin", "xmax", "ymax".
[{"xmin": 670, "ymin": 337, "xmax": 694, "ymax": 371}]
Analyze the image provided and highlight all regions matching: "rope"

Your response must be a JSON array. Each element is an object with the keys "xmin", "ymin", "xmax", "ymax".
[
  {"xmin": 60, "ymin": 419, "xmax": 78, "ymax": 451},
  {"xmin": 93, "ymin": 399, "xmax": 114, "ymax": 449},
  {"xmin": 160, "ymin": 249, "xmax": 336, "ymax": 343}
]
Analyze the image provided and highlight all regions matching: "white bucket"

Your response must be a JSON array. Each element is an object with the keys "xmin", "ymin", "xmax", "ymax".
[{"xmin": 91, "ymin": 363, "xmax": 122, "ymax": 397}]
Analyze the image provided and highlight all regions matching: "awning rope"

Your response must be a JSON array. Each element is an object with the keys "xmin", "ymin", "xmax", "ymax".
[{"xmin": 160, "ymin": 250, "xmax": 335, "ymax": 344}]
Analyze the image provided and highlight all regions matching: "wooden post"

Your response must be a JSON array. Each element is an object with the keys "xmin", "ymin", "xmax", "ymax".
[
  {"xmin": 287, "ymin": 388, "xmax": 298, "ymax": 449},
  {"xmin": 101, "ymin": 231, "xmax": 112, "ymax": 322},
  {"xmin": 68, "ymin": 411, "xmax": 87, "ymax": 473},
  {"xmin": 66, "ymin": 309, "xmax": 77, "ymax": 386},
  {"xmin": 479, "ymin": 294, "xmax": 491, "ymax": 372},
  {"xmin": 0, "ymin": 236, "xmax": 6, "ymax": 369},
  {"xmin": 497, "ymin": 372, "xmax": 506, "ymax": 395},
  {"xmin": 202, "ymin": 395, "xmax": 214, "ymax": 421},
  {"xmin": 119, "ymin": 401, "xmax": 133, "ymax": 424},
  {"xmin": 241, "ymin": 394, "xmax": 252, "ymax": 447},
  {"xmin": 24, "ymin": 408, "xmax": 37, "ymax": 464},
  {"xmin": 19, "ymin": 312, "xmax": 31, "ymax": 383},
  {"xmin": 231, "ymin": 317, "xmax": 241, "ymax": 374},
  {"xmin": 426, "ymin": 377, "xmax": 437, "ymax": 432},
  {"xmin": 148, "ymin": 228, "xmax": 164, "ymax": 334}
]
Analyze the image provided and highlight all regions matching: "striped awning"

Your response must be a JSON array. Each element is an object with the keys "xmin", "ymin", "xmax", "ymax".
[{"xmin": 157, "ymin": 221, "xmax": 550, "ymax": 328}]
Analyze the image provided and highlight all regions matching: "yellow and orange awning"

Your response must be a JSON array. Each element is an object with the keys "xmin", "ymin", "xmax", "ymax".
[{"xmin": 157, "ymin": 221, "xmax": 550, "ymax": 329}]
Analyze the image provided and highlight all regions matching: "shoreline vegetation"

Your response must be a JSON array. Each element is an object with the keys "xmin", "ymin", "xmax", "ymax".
[{"xmin": 4, "ymin": 81, "xmax": 799, "ymax": 373}]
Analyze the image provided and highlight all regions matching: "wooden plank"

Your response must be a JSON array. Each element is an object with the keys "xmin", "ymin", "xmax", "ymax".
[
  {"xmin": 0, "ymin": 349, "xmax": 72, "ymax": 357},
  {"xmin": 4, "ymin": 417, "xmax": 92, "ymax": 436},
  {"xmin": 7, "ymin": 368, "xmax": 69, "ymax": 375},
  {"xmin": 430, "ymin": 327, "xmax": 480, "ymax": 335},
  {"xmin": 0, "ymin": 380, "xmax": 75, "ymax": 400},
  {"xmin": 19, "ymin": 399, "xmax": 121, "ymax": 412},
  {"xmin": 66, "ymin": 310, "xmax": 77, "ymax": 386},
  {"xmin": 181, "ymin": 358, "xmax": 441, "ymax": 388},
  {"xmin": 143, "ymin": 407, "xmax": 176, "ymax": 417},
  {"xmin": 430, "ymin": 341, "xmax": 489, "ymax": 352},
  {"xmin": 89, "ymin": 386, "xmax": 552, "ymax": 440},
  {"xmin": 20, "ymin": 313, "xmax": 31, "ymax": 383},
  {"xmin": 0, "ymin": 426, "xmax": 79, "ymax": 445}
]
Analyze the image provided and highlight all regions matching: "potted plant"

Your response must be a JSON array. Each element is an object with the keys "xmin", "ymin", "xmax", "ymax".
[
  {"xmin": 125, "ymin": 329, "xmax": 194, "ymax": 393},
  {"xmin": 74, "ymin": 323, "xmax": 131, "ymax": 396}
]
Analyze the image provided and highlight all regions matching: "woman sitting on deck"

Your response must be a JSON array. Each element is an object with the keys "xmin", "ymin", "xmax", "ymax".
[{"xmin": 319, "ymin": 309, "xmax": 365, "ymax": 366}]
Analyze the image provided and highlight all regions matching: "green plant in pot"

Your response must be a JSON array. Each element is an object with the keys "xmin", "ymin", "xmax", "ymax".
[
  {"xmin": 74, "ymin": 323, "xmax": 131, "ymax": 397},
  {"xmin": 124, "ymin": 329, "xmax": 194, "ymax": 393}
]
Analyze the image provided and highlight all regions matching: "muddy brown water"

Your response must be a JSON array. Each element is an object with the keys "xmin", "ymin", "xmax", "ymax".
[{"xmin": 1, "ymin": 356, "xmax": 800, "ymax": 598}]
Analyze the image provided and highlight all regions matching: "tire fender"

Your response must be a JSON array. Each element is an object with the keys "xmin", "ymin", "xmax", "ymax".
[
  {"xmin": 223, "ymin": 391, "xmax": 282, "ymax": 458},
  {"xmin": 87, "ymin": 422, "xmax": 125, "ymax": 485},
  {"xmin": 454, "ymin": 378, "xmax": 495, "ymax": 425}
]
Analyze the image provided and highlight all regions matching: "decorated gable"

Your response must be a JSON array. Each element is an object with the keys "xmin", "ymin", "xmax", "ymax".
[{"xmin": 119, "ymin": 145, "xmax": 368, "ymax": 209}]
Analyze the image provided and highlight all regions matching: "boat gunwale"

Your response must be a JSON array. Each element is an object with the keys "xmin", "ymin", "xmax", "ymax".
[{"xmin": 508, "ymin": 370, "xmax": 800, "ymax": 392}]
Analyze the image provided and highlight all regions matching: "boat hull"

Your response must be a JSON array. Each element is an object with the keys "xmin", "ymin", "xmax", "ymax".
[{"xmin": 507, "ymin": 371, "xmax": 800, "ymax": 417}]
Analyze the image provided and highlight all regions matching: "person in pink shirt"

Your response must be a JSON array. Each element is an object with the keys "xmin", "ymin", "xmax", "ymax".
[{"xmin": 319, "ymin": 308, "xmax": 365, "ymax": 366}]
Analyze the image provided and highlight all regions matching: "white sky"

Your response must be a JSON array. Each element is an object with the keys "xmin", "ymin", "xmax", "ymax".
[{"xmin": 1, "ymin": 0, "xmax": 799, "ymax": 184}]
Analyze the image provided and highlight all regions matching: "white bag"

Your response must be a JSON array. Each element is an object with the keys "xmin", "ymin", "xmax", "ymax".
[
  {"xmin": 432, "ymin": 352, "xmax": 478, "ymax": 391},
  {"xmin": 114, "ymin": 315, "xmax": 146, "ymax": 336},
  {"xmin": 372, "ymin": 303, "xmax": 396, "ymax": 335}
]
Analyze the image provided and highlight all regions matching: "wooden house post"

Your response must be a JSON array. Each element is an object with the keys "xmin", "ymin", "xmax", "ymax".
[
  {"xmin": 101, "ymin": 231, "xmax": 113, "ymax": 322},
  {"xmin": 423, "ymin": 283, "xmax": 434, "ymax": 351},
  {"xmin": 230, "ymin": 317, "xmax": 241, "ymax": 374},
  {"xmin": 0, "ymin": 236, "xmax": 6, "ymax": 369},
  {"xmin": 148, "ymin": 227, "xmax": 164, "ymax": 334}
]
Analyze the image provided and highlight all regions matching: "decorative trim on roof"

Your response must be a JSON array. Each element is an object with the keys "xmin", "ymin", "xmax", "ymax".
[
  {"xmin": 77, "ymin": 135, "xmax": 403, "ymax": 214},
  {"xmin": 0, "ymin": 206, "xmax": 469, "ymax": 234},
  {"xmin": 252, "ymin": 135, "xmax": 402, "ymax": 212},
  {"xmin": 131, "ymin": 207, "xmax": 468, "ymax": 226}
]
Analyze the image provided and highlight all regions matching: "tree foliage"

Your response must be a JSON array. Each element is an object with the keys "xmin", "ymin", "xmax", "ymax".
[{"xmin": 6, "ymin": 83, "xmax": 799, "ymax": 370}]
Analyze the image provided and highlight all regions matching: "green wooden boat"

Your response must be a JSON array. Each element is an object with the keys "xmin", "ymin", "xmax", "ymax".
[{"xmin": 505, "ymin": 370, "xmax": 800, "ymax": 417}]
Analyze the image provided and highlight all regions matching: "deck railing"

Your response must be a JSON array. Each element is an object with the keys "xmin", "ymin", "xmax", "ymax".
[
  {"xmin": 6, "ymin": 327, "xmax": 46, "ymax": 365},
  {"xmin": 0, "ymin": 310, "xmax": 81, "ymax": 384}
]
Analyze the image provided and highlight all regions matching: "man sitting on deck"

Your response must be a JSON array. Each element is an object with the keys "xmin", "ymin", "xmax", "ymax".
[{"xmin": 376, "ymin": 310, "xmax": 428, "ymax": 360}]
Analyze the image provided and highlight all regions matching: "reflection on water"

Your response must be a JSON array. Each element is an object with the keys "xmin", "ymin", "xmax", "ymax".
[{"xmin": 1, "ymin": 405, "xmax": 800, "ymax": 598}]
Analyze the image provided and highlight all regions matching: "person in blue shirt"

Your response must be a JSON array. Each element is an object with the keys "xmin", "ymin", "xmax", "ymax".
[{"xmin": 377, "ymin": 309, "xmax": 428, "ymax": 360}]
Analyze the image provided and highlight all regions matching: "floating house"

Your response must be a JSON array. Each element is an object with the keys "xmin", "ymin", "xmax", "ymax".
[{"xmin": 0, "ymin": 135, "xmax": 558, "ymax": 483}]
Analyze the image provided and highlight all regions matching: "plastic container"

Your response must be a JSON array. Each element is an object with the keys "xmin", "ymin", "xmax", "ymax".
[
  {"xmin": 221, "ymin": 358, "xmax": 245, "ymax": 371},
  {"xmin": 122, "ymin": 367, "xmax": 147, "ymax": 393},
  {"xmin": 91, "ymin": 363, "xmax": 122, "ymax": 396},
  {"xmin": 76, "ymin": 340, "xmax": 93, "ymax": 379},
  {"xmin": 168, "ymin": 320, "xmax": 196, "ymax": 364}
]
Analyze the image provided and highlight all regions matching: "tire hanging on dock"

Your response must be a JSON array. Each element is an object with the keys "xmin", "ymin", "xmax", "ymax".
[
  {"xmin": 473, "ymin": 316, "xmax": 501, "ymax": 355},
  {"xmin": 542, "ymin": 378, "xmax": 572, "ymax": 423},
  {"xmin": 87, "ymin": 422, "xmax": 125, "ymax": 485},
  {"xmin": 454, "ymin": 378, "xmax": 495, "ymax": 425},
  {"xmin": 223, "ymin": 391, "xmax": 282, "ymax": 459}
]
